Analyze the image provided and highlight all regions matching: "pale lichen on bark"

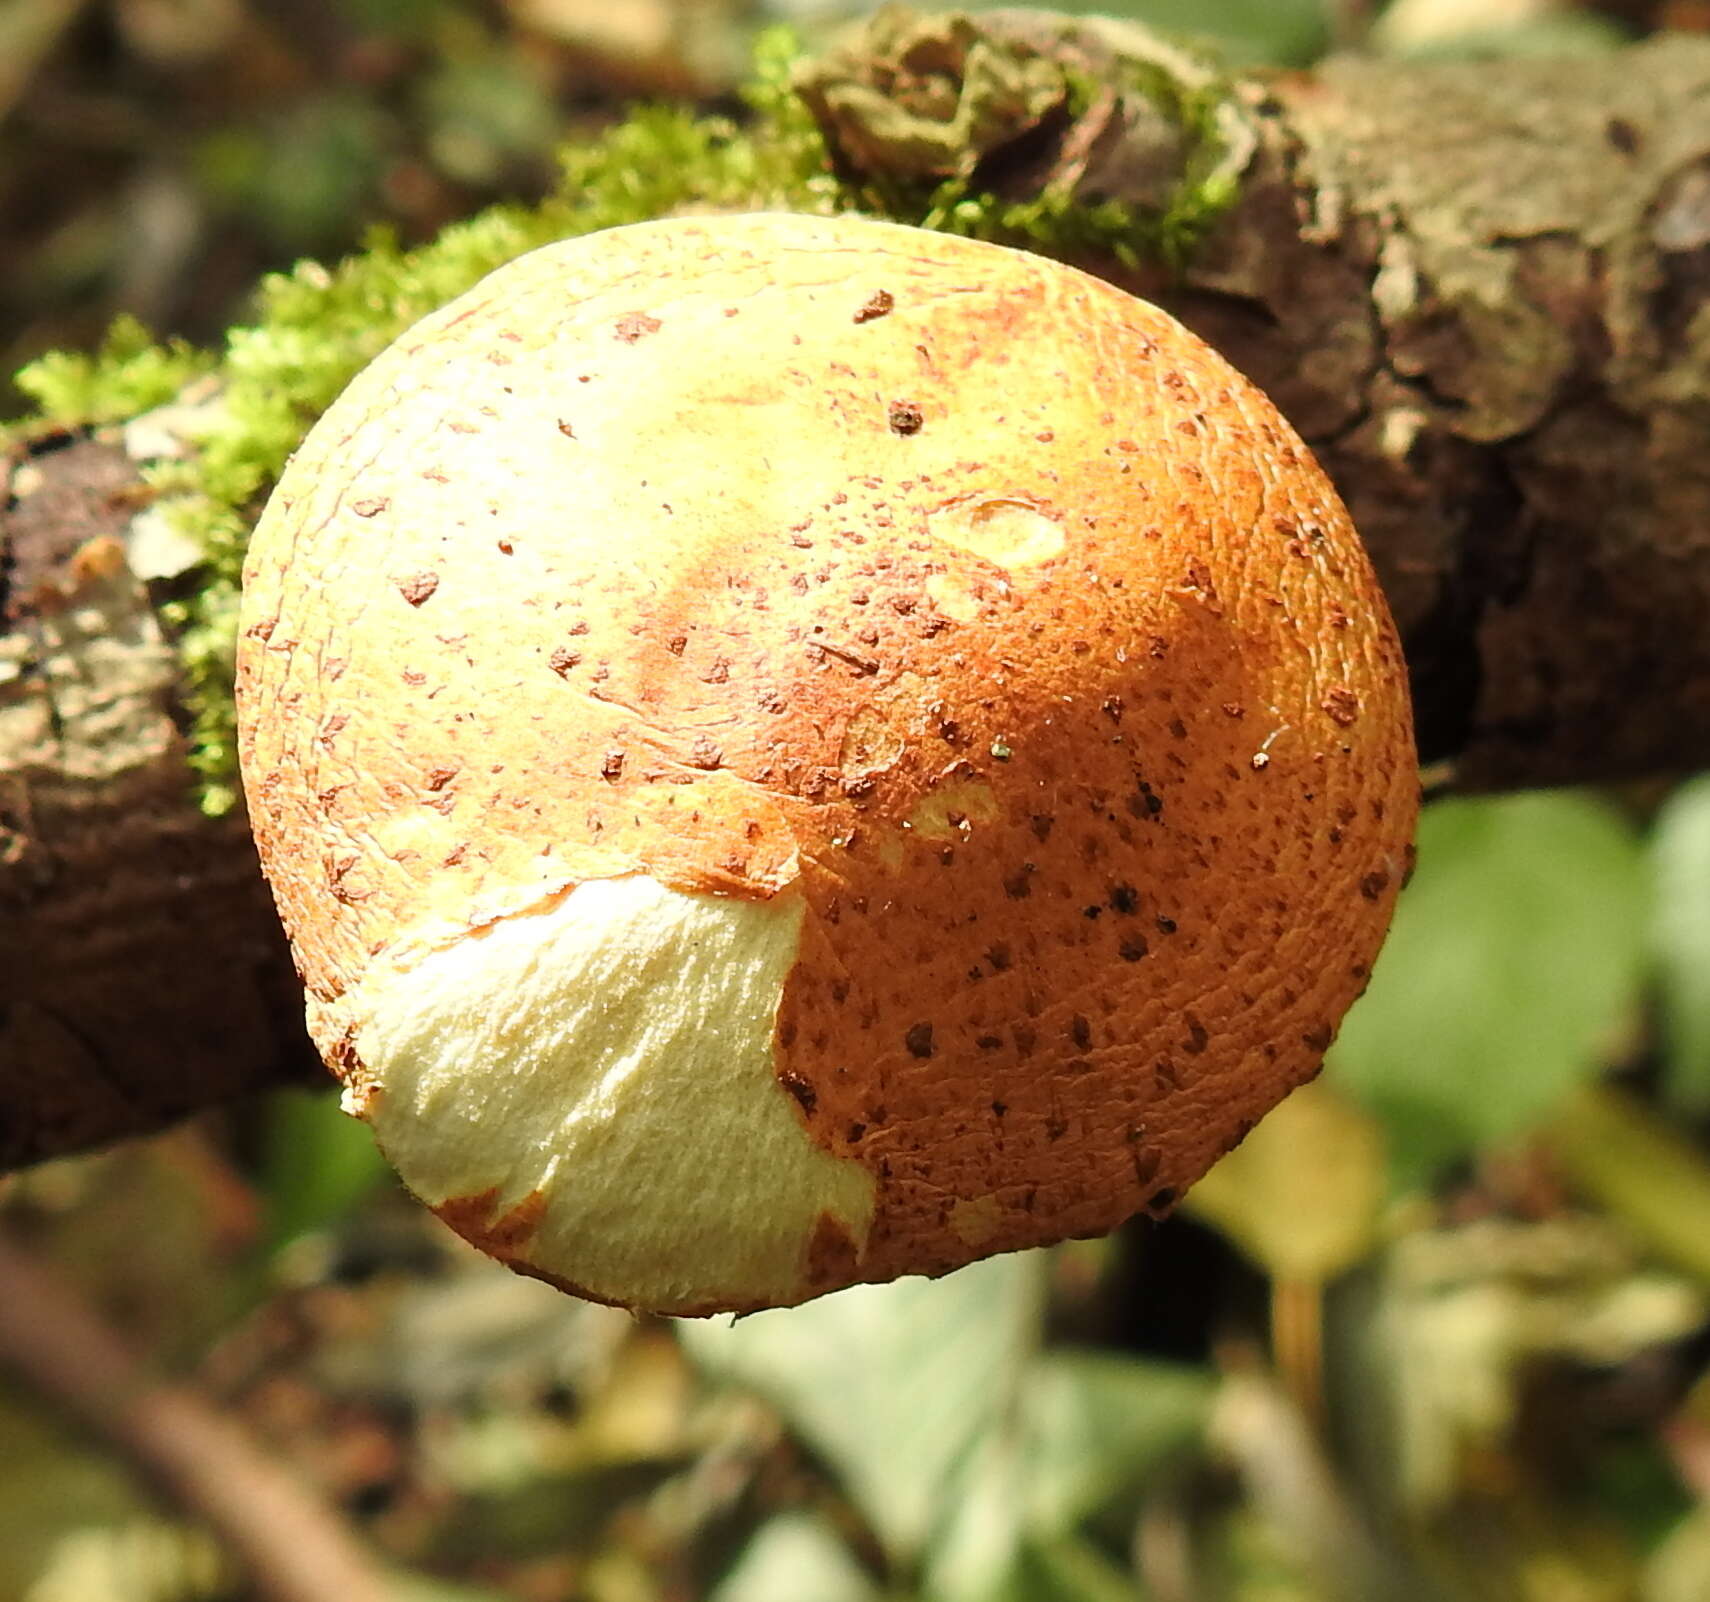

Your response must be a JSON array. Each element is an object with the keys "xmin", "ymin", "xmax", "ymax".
[
  {"xmin": 1245, "ymin": 40, "xmax": 1710, "ymax": 785},
  {"xmin": 0, "ymin": 426, "xmax": 314, "ymax": 1167}
]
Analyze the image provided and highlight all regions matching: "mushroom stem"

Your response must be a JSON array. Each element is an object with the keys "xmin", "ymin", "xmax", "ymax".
[{"xmin": 1271, "ymin": 1274, "xmax": 1327, "ymax": 1431}]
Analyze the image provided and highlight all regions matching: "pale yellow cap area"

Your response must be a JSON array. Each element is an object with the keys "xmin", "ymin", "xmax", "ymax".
[{"xmin": 354, "ymin": 876, "xmax": 876, "ymax": 1316}]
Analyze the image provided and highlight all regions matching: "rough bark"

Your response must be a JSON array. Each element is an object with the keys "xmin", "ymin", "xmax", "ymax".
[
  {"xmin": 1, "ymin": 430, "xmax": 317, "ymax": 1168},
  {"xmin": 6, "ymin": 8, "xmax": 1710, "ymax": 1166},
  {"xmin": 1192, "ymin": 34, "xmax": 1710, "ymax": 788}
]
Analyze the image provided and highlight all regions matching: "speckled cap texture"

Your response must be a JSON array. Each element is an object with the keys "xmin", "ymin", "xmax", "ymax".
[{"xmin": 237, "ymin": 212, "xmax": 1417, "ymax": 1315}]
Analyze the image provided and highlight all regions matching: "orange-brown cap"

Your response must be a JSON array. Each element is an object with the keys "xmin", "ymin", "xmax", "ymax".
[{"xmin": 236, "ymin": 212, "xmax": 1416, "ymax": 1316}]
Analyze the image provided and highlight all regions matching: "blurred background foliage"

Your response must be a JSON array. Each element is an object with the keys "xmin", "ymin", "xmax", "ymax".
[
  {"xmin": 0, "ymin": 0, "xmax": 1683, "ymax": 419},
  {"xmin": 7, "ymin": 1, "xmax": 1710, "ymax": 1599}
]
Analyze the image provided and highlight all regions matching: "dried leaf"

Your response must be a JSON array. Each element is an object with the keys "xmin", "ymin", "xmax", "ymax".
[{"xmin": 1185, "ymin": 1079, "xmax": 1386, "ymax": 1283}]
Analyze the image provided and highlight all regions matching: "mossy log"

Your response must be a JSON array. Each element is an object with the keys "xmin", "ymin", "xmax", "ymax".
[{"xmin": 6, "ymin": 8, "xmax": 1710, "ymax": 1167}]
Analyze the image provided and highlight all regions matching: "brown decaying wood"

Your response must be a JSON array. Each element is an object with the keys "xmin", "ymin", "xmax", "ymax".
[
  {"xmin": 5, "ymin": 10, "xmax": 1709, "ymax": 1165},
  {"xmin": 1, "ymin": 434, "xmax": 319, "ymax": 1171}
]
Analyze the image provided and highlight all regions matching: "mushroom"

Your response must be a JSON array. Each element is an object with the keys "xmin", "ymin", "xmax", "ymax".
[{"xmin": 236, "ymin": 212, "xmax": 1417, "ymax": 1316}]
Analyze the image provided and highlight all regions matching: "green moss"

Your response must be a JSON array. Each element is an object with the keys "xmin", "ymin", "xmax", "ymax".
[
  {"xmin": 853, "ymin": 45, "xmax": 1243, "ymax": 271},
  {"xmin": 9, "ymin": 24, "xmax": 1243, "ymax": 814},
  {"xmin": 1127, "ymin": 53, "xmax": 1250, "ymax": 259},
  {"xmin": 161, "ymin": 579, "xmax": 244, "ymax": 816},
  {"xmin": 13, "ymin": 315, "xmax": 215, "ymax": 425}
]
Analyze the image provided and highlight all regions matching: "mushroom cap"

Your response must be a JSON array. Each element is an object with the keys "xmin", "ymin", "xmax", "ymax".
[{"xmin": 237, "ymin": 212, "xmax": 1417, "ymax": 1316}]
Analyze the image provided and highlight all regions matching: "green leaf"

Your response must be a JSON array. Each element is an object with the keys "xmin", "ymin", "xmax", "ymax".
[
  {"xmin": 0, "ymin": 1396, "xmax": 152, "ymax": 1600},
  {"xmin": 1543, "ymin": 1083, "xmax": 1710, "ymax": 1285},
  {"xmin": 1185, "ymin": 1080, "xmax": 1385, "ymax": 1283},
  {"xmin": 257, "ymin": 1087, "xmax": 392, "ymax": 1252},
  {"xmin": 1019, "ymin": 1352, "xmax": 1212, "ymax": 1536},
  {"xmin": 387, "ymin": 1574, "xmax": 514, "ymax": 1602},
  {"xmin": 1329, "ymin": 792, "xmax": 1646, "ymax": 1187},
  {"xmin": 925, "ymin": 1428, "xmax": 1032, "ymax": 1602},
  {"xmin": 1129, "ymin": 0, "xmax": 1328, "ymax": 65},
  {"xmin": 22, "ymin": 1519, "xmax": 228, "ymax": 1602},
  {"xmin": 967, "ymin": 0, "xmax": 1328, "ymax": 66},
  {"xmin": 1371, "ymin": 2, "xmax": 1629, "ymax": 59},
  {"xmin": 679, "ymin": 1252, "xmax": 1047, "ymax": 1563},
  {"xmin": 711, "ymin": 1514, "xmax": 880, "ymax": 1602},
  {"xmin": 1649, "ymin": 1509, "xmax": 1710, "ymax": 1602},
  {"xmin": 1651, "ymin": 776, "xmax": 1710, "ymax": 1111},
  {"xmin": 1009, "ymin": 1532, "xmax": 1146, "ymax": 1602},
  {"xmin": 933, "ymin": 1509, "xmax": 1151, "ymax": 1602},
  {"xmin": 925, "ymin": 1349, "xmax": 1209, "ymax": 1601}
]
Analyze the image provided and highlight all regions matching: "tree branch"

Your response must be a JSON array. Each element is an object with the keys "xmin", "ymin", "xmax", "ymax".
[
  {"xmin": 0, "ymin": 1224, "xmax": 395, "ymax": 1602},
  {"xmin": 5, "ymin": 7, "xmax": 1709, "ymax": 1165},
  {"xmin": 2, "ymin": 430, "xmax": 319, "ymax": 1170}
]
